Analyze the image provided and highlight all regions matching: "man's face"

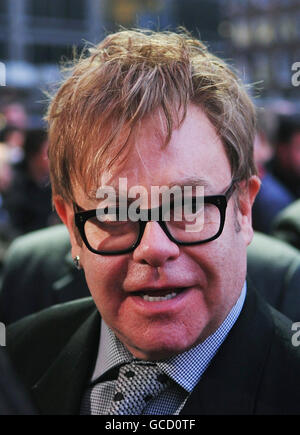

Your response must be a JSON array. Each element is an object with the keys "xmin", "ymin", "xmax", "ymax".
[{"xmin": 58, "ymin": 105, "xmax": 259, "ymax": 360}]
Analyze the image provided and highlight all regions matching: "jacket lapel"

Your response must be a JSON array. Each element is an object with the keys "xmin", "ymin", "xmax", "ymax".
[
  {"xmin": 31, "ymin": 308, "xmax": 100, "ymax": 415},
  {"xmin": 180, "ymin": 282, "xmax": 274, "ymax": 415}
]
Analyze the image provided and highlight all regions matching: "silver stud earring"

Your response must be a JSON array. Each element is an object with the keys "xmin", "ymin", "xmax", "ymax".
[{"xmin": 73, "ymin": 255, "xmax": 81, "ymax": 270}]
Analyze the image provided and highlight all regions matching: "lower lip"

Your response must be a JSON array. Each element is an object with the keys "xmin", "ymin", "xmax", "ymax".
[{"xmin": 127, "ymin": 287, "xmax": 194, "ymax": 313}]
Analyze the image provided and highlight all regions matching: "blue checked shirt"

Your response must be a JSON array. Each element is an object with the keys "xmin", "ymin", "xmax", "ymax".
[{"xmin": 80, "ymin": 282, "xmax": 247, "ymax": 415}]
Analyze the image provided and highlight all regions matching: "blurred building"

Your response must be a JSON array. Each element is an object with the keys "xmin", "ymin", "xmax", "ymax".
[
  {"xmin": 2, "ymin": 0, "xmax": 298, "ymax": 122},
  {"xmin": 220, "ymin": 0, "xmax": 300, "ymax": 104},
  {"xmin": 0, "ymin": 0, "xmax": 178, "ymax": 85},
  {"xmin": 0, "ymin": 0, "xmax": 226, "ymax": 124},
  {"xmin": 0, "ymin": 0, "xmax": 107, "ymax": 125}
]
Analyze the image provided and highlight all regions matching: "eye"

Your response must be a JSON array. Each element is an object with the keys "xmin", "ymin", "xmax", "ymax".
[
  {"xmin": 184, "ymin": 197, "xmax": 204, "ymax": 215},
  {"xmin": 86, "ymin": 216, "xmax": 135, "ymax": 237}
]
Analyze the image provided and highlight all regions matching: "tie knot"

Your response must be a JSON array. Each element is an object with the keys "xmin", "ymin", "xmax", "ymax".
[{"xmin": 108, "ymin": 361, "xmax": 171, "ymax": 415}]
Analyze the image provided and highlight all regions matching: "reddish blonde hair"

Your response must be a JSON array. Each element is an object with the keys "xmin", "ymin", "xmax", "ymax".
[{"xmin": 46, "ymin": 29, "xmax": 257, "ymax": 203}]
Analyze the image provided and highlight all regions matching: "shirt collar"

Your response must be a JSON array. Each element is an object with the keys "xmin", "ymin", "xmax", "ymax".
[{"xmin": 91, "ymin": 282, "xmax": 247, "ymax": 392}]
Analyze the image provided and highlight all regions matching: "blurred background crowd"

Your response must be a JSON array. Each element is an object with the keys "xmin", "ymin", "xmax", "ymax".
[{"xmin": 0, "ymin": 0, "xmax": 300, "ymax": 268}]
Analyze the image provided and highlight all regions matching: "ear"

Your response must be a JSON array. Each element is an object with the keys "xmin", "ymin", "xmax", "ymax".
[
  {"xmin": 237, "ymin": 175, "xmax": 261, "ymax": 246},
  {"xmin": 53, "ymin": 196, "xmax": 81, "ymax": 256}
]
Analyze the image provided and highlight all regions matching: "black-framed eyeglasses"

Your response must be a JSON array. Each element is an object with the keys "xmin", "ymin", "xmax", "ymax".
[{"xmin": 74, "ymin": 179, "xmax": 237, "ymax": 256}]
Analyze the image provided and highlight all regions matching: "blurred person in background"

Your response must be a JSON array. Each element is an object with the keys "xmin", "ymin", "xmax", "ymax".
[
  {"xmin": 0, "ymin": 141, "xmax": 12, "ymax": 194},
  {"xmin": 0, "ymin": 125, "xmax": 25, "ymax": 166},
  {"xmin": 252, "ymin": 109, "xmax": 294, "ymax": 234},
  {"xmin": 0, "ymin": 128, "xmax": 21, "ymax": 268},
  {"xmin": 0, "ymin": 141, "xmax": 14, "ymax": 270},
  {"xmin": 272, "ymin": 198, "xmax": 300, "ymax": 251},
  {"xmin": 268, "ymin": 114, "xmax": 300, "ymax": 199},
  {"xmin": 0, "ymin": 101, "xmax": 28, "ymax": 166},
  {"xmin": 1, "ymin": 102, "xmax": 28, "ymax": 130},
  {"xmin": 3, "ymin": 128, "xmax": 56, "ymax": 236}
]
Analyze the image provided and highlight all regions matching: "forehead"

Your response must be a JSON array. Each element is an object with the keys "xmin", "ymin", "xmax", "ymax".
[
  {"xmin": 106, "ymin": 105, "xmax": 230, "ymax": 182},
  {"xmin": 76, "ymin": 104, "xmax": 232, "ymax": 205}
]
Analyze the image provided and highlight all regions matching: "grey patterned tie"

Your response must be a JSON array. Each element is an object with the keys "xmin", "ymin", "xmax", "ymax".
[{"xmin": 108, "ymin": 361, "xmax": 171, "ymax": 415}]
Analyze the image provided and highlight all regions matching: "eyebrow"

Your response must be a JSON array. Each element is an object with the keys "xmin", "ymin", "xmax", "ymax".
[
  {"xmin": 110, "ymin": 177, "xmax": 213, "ymax": 191},
  {"xmin": 167, "ymin": 177, "xmax": 213, "ymax": 191}
]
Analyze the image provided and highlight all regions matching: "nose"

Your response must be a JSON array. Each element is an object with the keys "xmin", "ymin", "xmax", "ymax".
[{"xmin": 132, "ymin": 221, "xmax": 180, "ymax": 267}]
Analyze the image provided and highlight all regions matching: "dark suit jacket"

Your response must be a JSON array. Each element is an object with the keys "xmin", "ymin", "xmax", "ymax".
[
  {"xmin": 247, "ymin": 231, "xmax": 300, "ymax": 320},
  {"xmin": 6, "ymin": 284, "xmax": 300, "ymax": 415},
  {"xmin": 272, "ymin": 199, "xmax": 300, "ymax": 251},
  {"xmin": 0, "ymin": 225, "xmax": 89, "ymax": 325},
  {"xmin": 0, "ymin": 348, "xmax": 36, "ymax": 415},
  {"xmin": 1, "ymin": 225, "xmax": 300, "ymax": 324}
]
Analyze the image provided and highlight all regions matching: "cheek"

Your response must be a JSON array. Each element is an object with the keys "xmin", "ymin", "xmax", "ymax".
[
  {"xmin": 185, "ymin": 216, "xmax": 246, "ymax": 300},
  {"xmin": 81, "ymin": 251, "xmax": 129, "ymax": 314},
  {"xmin": 184, "ymin": 242, "xmax": 227, "ymax": 313}
]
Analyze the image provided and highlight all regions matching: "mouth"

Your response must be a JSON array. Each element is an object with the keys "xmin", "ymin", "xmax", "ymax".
[
  {"xmin": 133, "ymin": 287, "xmax": 186, "ymax": 302},
  {"xmin": 124, "ymin": 286, "xmax": 197, "ymax": 315}
]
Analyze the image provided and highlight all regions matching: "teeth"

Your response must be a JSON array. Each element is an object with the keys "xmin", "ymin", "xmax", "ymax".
[{"xmin": 142, "ymin": 292, "xmax": 177, "ymax": 302}]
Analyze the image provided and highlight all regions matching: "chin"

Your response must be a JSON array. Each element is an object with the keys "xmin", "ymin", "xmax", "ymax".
[{"xmin": 124, "ymin": 333, "xmax": 200, "ymax": 361}]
